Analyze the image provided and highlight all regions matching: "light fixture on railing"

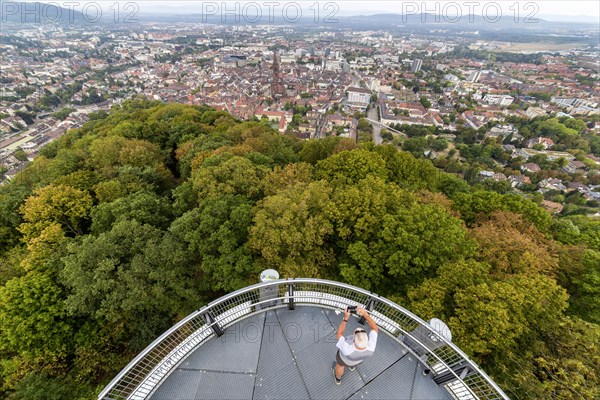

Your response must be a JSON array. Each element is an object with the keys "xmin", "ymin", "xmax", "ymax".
[
  {"xmin": 402, "ymin": 317, "xmax": 452, "ymax": 356},
  {"xmin": 258, "ymin": 269, "xmax": 280, "ymax": 309}
]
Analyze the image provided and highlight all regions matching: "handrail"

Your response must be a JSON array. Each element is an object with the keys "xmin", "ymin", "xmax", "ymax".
[{"xmin": 98, "ymin": 278, "xmax": 510, "ymax": 400}]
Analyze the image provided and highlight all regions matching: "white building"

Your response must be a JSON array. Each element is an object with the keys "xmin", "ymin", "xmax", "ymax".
[
  {"xmin": 483, "ymin": 94, "xmax": 514, "ymax": 107},
  {"xmin": 411, "ymin": 59, "xmax": 422, "ymax": 73},
  {"xmin": 346, "ymin": 87, "xmax": 371, "ymax": 110},
  {"xmin": 467, "ymin": 71, "xmax": 481, "ymax": 83}
]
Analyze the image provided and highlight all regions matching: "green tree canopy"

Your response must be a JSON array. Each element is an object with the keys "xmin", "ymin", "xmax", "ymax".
[
  {"xmin": 0, "ymin": 100, "xmax": 597, "ymax": 399},
  {"xmin": 406, "ymin": 257, "xmax": 595, "ymax": 399},
  {"xmin": 0, "ymin": 272, "xmax": 73, "ymax": 358},
  {"xmin": 19, "ymin": 184, "xmax": 92, "ymax": 240},
  {"xmin": 90, "ymin": 191, "xmax": 173, "ymax": 234},
  {"xmin": 191, "ymin": 154, "xmax": 268, "ymax": 201},
  {"xmin": 329, "ymin": 177, "xmax": 475, "ymax": 293},
  {"xmin": 299, "ymin": 136, "xmax": 357, "ymax": 164},
  {"xmin": 249, "ymin": 181, "xmax": 334, "ymax": 278},
  {"xmin": 315, "ymin": 149, "xmax": 387, "ymax": 185},
  {"xmin": 375, "ymin": 145, "xmax": 440, "ymax": 191},
  {"xmin": 170, "ymin": 195, "xmax": 257, "ymax": 292},
  {"xmin": 452, "ymin": 190, "xmax": 551, "ymax": 232},
  {"xmin": 61, "ymin": 221, "xmax": 201, "ymax": 350}
]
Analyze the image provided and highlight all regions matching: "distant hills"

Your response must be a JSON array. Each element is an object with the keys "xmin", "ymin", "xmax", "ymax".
[
  {"xmin": 1, "ymin": 1, "xmax": 597, "ymax": 37},
  {"xmin": 338, "ymin": 12, "xmax": 549, "ymax": 28},
  {"xmin": 0, "ymin": 0, "xmax": 137, "ymax": 26},
  {"xmin": 146, "ymin": 11, "xmax": 542, "ymax": 26},
  {"xmin": 137, "ymin": 11, "xmax": 597, "ymax": 44},
  {"xmin": 141, "ymin": 11, "xmax": 597, "ymax": 34},
  {"xmin": 0, "ymin": 1, "xmax": 88, "ymax": 24}
]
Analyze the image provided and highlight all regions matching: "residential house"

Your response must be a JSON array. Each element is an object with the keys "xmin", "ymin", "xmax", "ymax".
[
  {"xmin": 526, "ymin": 137, "xmax": 554, "ymax": 149},
  {"xmin": 508, "ymin": 175, "xmax": 531, "ymax": 188},
  {"xmin": 539, "ymin": 178, "xmax": 567, "ymax": 192},
  {"xmin": 562, "ymin": 160, "xmax": 586, "ymax": 174},
  {"xmin": 521, "ymin": 163, "xmax": 541, "ymax": 173}
]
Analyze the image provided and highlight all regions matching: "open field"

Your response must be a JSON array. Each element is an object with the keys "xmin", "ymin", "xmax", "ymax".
[{"xmin": 494, "ymin": 41, "xmax": 591, "ymax": 53}]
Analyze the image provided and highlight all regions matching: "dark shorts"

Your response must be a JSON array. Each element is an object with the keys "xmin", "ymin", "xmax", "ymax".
[{"xmin": 335, "ymin": 351, "xmax": 360, "ymax": 368}]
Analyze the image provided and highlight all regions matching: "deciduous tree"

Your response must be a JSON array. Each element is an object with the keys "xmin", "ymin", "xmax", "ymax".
[
  {"xmin": 470, "ymin": 212, "xmax": 559, "ymax": 276},
  {"xmin": 170, "ymin": 195, "xmax": 257, "ymax": 292},
  {"xmin": 249, "ymin": 181, "xmax": 334, "ymax": 277},
  {"xmin": 19, "ymin": 184, "xmax": 92, "ymax": 240},
  {"xmin": 61, "ymin": 221, "xmax": 201, "ymax": 350},
  {"xmin": 192, "ymin": 154, "xmax": 268, "ymax": 201},
  {"xmin": 315, "ymin": 149, "xmax": 387, "ymax": 185}
]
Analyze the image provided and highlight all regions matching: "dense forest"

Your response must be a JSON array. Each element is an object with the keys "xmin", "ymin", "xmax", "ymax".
[{"xmin": 0, "ymin": 100, "xmax": 598, "ymax": 399}]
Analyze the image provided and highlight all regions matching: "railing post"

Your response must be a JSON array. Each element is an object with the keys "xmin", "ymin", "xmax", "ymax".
[
  {"xmin": 433, "ymin": 362, "xmax": 474, "ymax": 386},
  {"xmin": 203, "ymin": 311, "xmax": 224, "ymax": 337},
  {"xmin": 359, "ymin": 297, "xmax": 377, "ymax": 325},
  {"xmin": 288, "ymin": 283, "xmax": 295, "ymax": 310}
]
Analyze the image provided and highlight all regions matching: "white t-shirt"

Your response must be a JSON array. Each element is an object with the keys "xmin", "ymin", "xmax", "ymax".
[{"xmin": 336, "ymin": 330, "xmax": 378, "ymax": 366}]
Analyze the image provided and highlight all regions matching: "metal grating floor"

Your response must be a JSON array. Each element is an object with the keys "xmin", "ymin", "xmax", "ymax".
[{"xmin": 149, "ymin": 306, "xmax": 453, "ymax": 400}]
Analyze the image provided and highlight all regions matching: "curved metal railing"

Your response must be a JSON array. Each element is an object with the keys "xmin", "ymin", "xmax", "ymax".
[{"xmin": 98, "ymin": 278, "xmax": 510, "ymax": 400}]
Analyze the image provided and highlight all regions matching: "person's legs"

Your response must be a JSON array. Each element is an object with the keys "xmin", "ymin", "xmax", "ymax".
[
  {"xmin": 331, "ymin": 362, "xmax": 342, "ymax": 384},
  {"xmin": 333, "ymin": 351, "xmax": 346, "ymax": 384},
  {"xmin": 335, "ymin": 362, "xmax": 344, "ymax": 379}
]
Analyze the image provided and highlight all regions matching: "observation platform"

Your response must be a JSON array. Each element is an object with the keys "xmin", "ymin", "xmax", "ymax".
[
  {"xmin": 150, "ymin": 306, "xmax": 451, "ymax": 400},
  {"xmin": 99, "ymin": 279, "xmax": 510, "ymax": 400}
]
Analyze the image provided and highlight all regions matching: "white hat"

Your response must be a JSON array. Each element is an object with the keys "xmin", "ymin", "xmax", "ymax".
[{"xmin": 353, "ymin": 328, "xmax": 368, "ymax": 350}]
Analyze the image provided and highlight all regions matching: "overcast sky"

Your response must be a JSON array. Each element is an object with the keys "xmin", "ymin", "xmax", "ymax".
[
  {"xmin": 132, "ymin": 1, "xmax": 599, "ymax": 20},
  {"xmin": 21, "ymin": 1, "xmax": 600, "ymax": 23}
]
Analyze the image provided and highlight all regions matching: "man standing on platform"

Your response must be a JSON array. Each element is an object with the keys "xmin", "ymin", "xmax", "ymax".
[{"xmin": 333, "ymin": 306, "xmax": 378, "ymax": 385}]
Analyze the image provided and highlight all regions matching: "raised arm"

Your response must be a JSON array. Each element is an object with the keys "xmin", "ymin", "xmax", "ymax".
[
  {"xmin": 337, "ymin": 308, "xmax": 351, "ymax": 339},
  {"xmin": 357, "ymin": 307, "xmax": 378, "ymax": 333}
]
